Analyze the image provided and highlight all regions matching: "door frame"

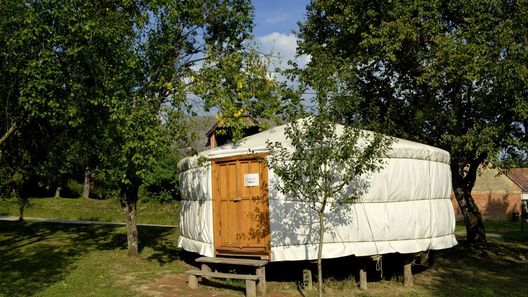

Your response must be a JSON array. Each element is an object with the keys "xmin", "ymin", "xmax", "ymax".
[{"xmin": 211, "ymin": 154, "xmax": 270, "ymax": 258}]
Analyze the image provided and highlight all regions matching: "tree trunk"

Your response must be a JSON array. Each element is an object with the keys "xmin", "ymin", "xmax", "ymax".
[
  {"xmin": 124, "ymin": 202, "xmax": 139, "ymax": 256},
  {"xmin": 121, "ymin": 185, "xmax": 140, "ymax": 257},
  {"xmin": 18, "ymin": 203, "xmax": 25, "ymax": 221},
  {"xmin": 317, "ymin": 212, "xmax": 325, "ymax": 297},
  {"xmin": 83, "ymin": 168, "xmax": 91, "ymax": 199},
  {"xmin": 17, "ymin": 195, "xmax": 28, "ymax": 221},
  {"xmin": 453, "ymin": 187, "xmax": 486, "ymax": 242},
  {"xmin": 0, "ymin": 122, "xmax": 17, "ymax": 147},
  {"xmin": 452, "ymin": 154, "xmax": 487, "ymax": 243}
]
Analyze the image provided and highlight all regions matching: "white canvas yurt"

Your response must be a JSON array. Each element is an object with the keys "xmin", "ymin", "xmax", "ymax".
[{"xmin": 177, "ymin": 121, "xmax": 457, "ymax": 261}]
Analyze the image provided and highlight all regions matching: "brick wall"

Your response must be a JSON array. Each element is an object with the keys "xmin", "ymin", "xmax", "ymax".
[
  {"xmin": 451, "ymin": 192, "xmax": 522, "ymax": 221},
  {"xmin": 450, "ymin": 166, "xmax": 524, "ymax": 221}
]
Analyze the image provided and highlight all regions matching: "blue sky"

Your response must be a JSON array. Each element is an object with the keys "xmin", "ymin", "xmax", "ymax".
[
  {"xmin": 253, "ymin": 0, "xmax": 309, "ymax": 36},
  {"xmin": 252, "ymin": 0, "xmax": 311, "ymax": 67}
]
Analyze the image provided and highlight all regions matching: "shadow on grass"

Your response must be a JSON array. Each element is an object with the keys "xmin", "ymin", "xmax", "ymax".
[
  {"xmin": 139, "ymin": 225, "xmax": 182, "ymax": 265},
  {"xmin": 264, "ymin": 254, "xmax": 414, "ymax": 285},
  {"xmin": 0, "ymin": 221, "xmax": 182, "ymax": 296},
  {"xmin": 419, "ymin": 236, "xmax": 528, "ymax": 297}
]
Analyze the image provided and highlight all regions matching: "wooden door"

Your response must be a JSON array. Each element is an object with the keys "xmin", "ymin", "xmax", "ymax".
[{"xmin": 212, "ymin": 157, "xmax": 270, "ymax": 256}]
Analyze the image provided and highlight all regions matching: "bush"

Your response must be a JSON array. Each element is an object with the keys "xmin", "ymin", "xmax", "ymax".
[
  {"xmin": 139, "ymin": 154, "xmax": 180, "ymax": 203},
  {"xmin": 91, "ymin": 183, "xmax": 119, "ymax": 200},
  {"xmin": 0, "ymin": 166, "xmax": 14, "ymax": 199},
  {"xmin": 62, "ymin": 179, "xmax": 83, "ymax": 198}
]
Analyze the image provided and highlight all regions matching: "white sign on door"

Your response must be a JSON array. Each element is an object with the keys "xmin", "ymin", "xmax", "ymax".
[{"xmin": 244, "ymin": 173, "xmax": 260, "ymax": 187}]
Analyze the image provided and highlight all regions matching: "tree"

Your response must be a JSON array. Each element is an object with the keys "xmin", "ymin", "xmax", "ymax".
[
  {"xmin": 266, "ymin": 109, "xmax": 390, "ymax": 297},
  {"xmin": 139, "ymin": 153, "xmax": 181, "ymax": 203},
  {"xmin": 500, "ymin": 150, "xmax": 528, "ymax": 168},
  {"xmin": 297, "ymin": 0, "xmax": 528, "ymax": 243},
  {"xmin": 84, "ymin": 0, "xmax": 258, "ymax": 256},
  {"xmin": 193, "ymin": 42, "xmax": 298, "ymax": 135},
  {"xmin": 1, "ymin": 0, "xmax": 283, "ymax": 256},
  {"xmin": 0, "ymin": 0, "xmax": 125, "ymax": 214},
  {"xmin": 0, "ymin": 0, "xmax": 58, "ymax": 214}
]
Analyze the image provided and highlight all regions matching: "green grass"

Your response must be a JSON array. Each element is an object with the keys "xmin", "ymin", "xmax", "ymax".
[
  {"xmin": 416, "ymin": 236, "xmax": 528, "ymax": 297},
  {"xmin": 1, "ymin": 202, "xmax": 527, "ymax": 296},
  {"xmin": 0, "ymin": 197, "xmax": 179, "ymax": 225},
  {"xmin": 0, "ymin": 221, "xmax": 187, "ymax": 297},
  {"xmin": 483, "ymin": 219, "xmax": 528, "ymax": 241},
  {"xmin": 456, "ymin": 219, "xmax": 528, "ymax": 242}
]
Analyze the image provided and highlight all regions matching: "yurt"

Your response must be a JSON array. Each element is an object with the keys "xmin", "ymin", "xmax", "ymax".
[{"xmin": 177, "ymin": 121, "xmax": 457, "ymax": 261}]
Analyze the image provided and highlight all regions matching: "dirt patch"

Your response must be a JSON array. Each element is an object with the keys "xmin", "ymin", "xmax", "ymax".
[
  {"xmin": 139, "ymin": 274, "xmax": 240, "ymax": 297},
  {"xmin": 139, "ymin": 274, "xmax": 301, "ymax": 297}
]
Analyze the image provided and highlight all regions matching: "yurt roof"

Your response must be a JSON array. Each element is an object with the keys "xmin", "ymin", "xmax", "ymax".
[{"xmin": 178, "ymin": 120, "xmax": 450, "ymax": 170}]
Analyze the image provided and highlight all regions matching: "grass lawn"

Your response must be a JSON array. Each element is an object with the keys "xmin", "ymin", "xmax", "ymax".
[
  {"xmin": 1, "ymin": 198, "xmax": 527, "ymax": 296},
  {"xmin": 0, "ymin": 221, "xmax": 186, "ymax": 297},
  {"xmin": 0, "ymin": 197, "xmax": 179, "ymax": 226},
  {"xmin": 410, "ymin": 223, "xmax": 528, "ymax": 297}
]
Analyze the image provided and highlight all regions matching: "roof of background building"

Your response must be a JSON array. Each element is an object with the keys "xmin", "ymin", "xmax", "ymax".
[
  {"xmin": 508, "ymin": 168, "xmax": 528, "ymax": 190},
  {"xmin": 205, "ymin": 114, "xmax": 258, "ymax": 137}
]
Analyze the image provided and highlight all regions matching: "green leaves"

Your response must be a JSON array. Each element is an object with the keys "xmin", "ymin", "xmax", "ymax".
[
  {"xmin": 193, "ymin": 43, "xmax": 287, "ymax": 142},
  {"xmin": 299, "ymin": 0, "xmax": 528, "ymax": 167},
  {"xmin": 298, "ymin": 0, "xmax": 528, "ymax": 242},
  {"xmin": 139, "ymin": 153, "xmax": 181, "ymax": 203},
  {"xmin": 266, "ymin": 116, "xmax": 391, "ymax": 213},
  {"xmin": 0, "ymin": 0, "xmax": 258, "ymax": 198}
]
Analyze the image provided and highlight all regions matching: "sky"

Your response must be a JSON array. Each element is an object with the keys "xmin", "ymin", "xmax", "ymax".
[
  {"xmin": 252, "ymin": 0, "xmax": 311, "ymax": 68},
  {"xmin": 190, "ymin": 1, "xmax": 312, "ymax": 115}
]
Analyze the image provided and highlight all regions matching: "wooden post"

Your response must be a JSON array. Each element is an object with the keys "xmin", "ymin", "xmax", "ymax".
[
  {"xmin": 359, "ymin": 258, "xmax": 367, "ymax": 291},
  {"xmin": 246, "ymin": 279, "xmax": 257, "ymax": 297},
  {"xmin": 428, "ymin": 250, "xmax": 437, "ymax": 270},
  {"xmin": 256, "ymin": 266, "xmax": 266, "ymax": 295},
  {"xmin": 201, "ymin": 263, "xmax": 212, "ymax": 280},
  {"xmin": 188, "ymin": 274, "xmax": 198, "ymax": 289},
  {"xmin": 403, "ymin": 254, "xmax": 414, "ymax": 287},
  {"xmin": 201, "ymin": 263, "xmax": 212, "ymax": 272},
  {"xmin": 302, "ymin": 267, "xmax": 313, "ymax": 290}
]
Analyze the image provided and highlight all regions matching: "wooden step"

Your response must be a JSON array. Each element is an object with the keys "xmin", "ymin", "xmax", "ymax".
[
  {"xmin": 192, "ymin": 257, "xmax": 268, "ymax": 296},
  {"xmin": 186, "ymin": 270, "xmax": 260, "ymax": 297},
  {"xmin": 195, "ymin": 256, "xmax": 268, "ymax": 267},
  {"xmin": 185, "ymin": 270, "xmax": 260, "ymax": 280}
]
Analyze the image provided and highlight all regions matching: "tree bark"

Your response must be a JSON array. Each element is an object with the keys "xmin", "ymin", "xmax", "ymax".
[
  {"xmin": 0, "ymin": 122, "xmax": 17, "ymax": 147},
  {"xmin": 121, "ymin": 184, "xmax": 140, "ymax": 257},
  {"xmin": 18, "ymin": 203, "xmax": 25, "ymax": 221},
  {"xmin": 317, "ymin": 212, "xmax": 325, "ymax": 297},
  {"xmin": 452, "ymin": 154, "xmax": 487, "ymax": 243},
  {"xmin": 125, "ymin": 202, "xmax": 139, "ymax": 256},
  {"xmin": 82, "ymin": 168, "xmax": 91, "ymax": 199},
  {"xmin": 17, "ymin": 195, "xmax": 28, "ymax": 221}
]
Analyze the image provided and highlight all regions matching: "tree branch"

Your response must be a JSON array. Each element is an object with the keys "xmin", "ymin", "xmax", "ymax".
[{"xmin": 0, "ymin": 122, "xmax": 17, "ymax": 147}]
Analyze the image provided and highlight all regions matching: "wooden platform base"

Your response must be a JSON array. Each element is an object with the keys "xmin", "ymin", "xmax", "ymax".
[
  {"xmin": 186, "ymin": 270, "xmax": 260, "ymax": 297},
  {"xmin": 187, "ymin": 256, "xmax": 268, "ymax": 296},
  {"xmin": 358, "ymin": 253, "xmax": 417, "ymax": 290}
]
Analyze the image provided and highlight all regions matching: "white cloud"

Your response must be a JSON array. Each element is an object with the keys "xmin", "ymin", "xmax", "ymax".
[
  {"xmin": 264, "ymin": 14, "xmax": 289, "ymax": 25},
  {"xmin": 257, "ymin": 32, "xmax": 311, "ymax": 69}
]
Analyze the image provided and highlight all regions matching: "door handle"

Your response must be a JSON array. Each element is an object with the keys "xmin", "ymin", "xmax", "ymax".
[{"xmin": 232, "ymin": 197, "xmax": 241, "ymax": 202}]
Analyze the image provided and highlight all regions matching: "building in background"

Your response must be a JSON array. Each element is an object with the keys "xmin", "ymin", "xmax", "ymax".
[
  {"xmin": 206, "ymin": 115, "xmax": 261, "ymax": 149},
  {"xmin": 451, "ymin": 167, "xmax": 528, "ymax": 221}
]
